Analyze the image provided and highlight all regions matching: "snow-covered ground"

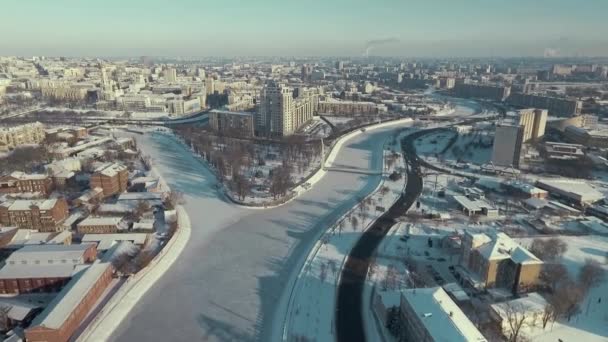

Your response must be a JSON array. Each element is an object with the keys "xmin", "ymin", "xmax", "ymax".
[
  {"xmin": 516, "ymin": 235, "xmax": 608, "ymax": 342},
  {"xmin": 284, "ymin": 134, "xmax": 407, "ymax": 341},
  {"xmin": 108, "ymin": 121, "xmax": 413, "ymax": 342}
]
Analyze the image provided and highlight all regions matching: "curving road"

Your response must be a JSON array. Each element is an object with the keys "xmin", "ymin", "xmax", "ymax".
[
  {"xmin": 108, "ymin": 121, "xmax": 411, "ymax": 341},
  {"xmin": 335, "ymin": 129, "xmax": 426, "ymax": 342}
]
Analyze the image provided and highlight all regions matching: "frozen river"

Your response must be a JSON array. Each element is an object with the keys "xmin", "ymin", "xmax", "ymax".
[{"xmin": 109, "ymin": 122, "xmax": 411, "ymax": 342}]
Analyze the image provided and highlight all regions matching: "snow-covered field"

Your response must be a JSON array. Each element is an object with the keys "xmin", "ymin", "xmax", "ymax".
[
  {"xmin": 517, "ymin": 235, "xmax": 608, "ymax": 342},
  {"xmin": 108, "ymin": 121, "xmax": 413, "ymax": 342}
]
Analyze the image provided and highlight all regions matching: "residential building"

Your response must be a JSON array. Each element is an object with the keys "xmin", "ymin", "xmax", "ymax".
[
  {"xmin": 209, "ymin": 110, "xmax": 255, "ymax": 137},
  {"xmin": 256, "ymin": 81, "xmax": 317, "ymax": 137},
  {"xmin": 163, "ymin": 67, "xmax": 177, "ymax": 83},
  {"xmin": 453, "ymin": 83, "xmax": 511, "ymax": 101},
  {"xmin": 89, "ymin": 163, "xmax": 128, "ymax": 197},
  {"xmin": 517, "ymin": 108, "xmax": 547, "ymax": 142},
  {"xmin": 25, "ymin": 262, "xmax": 114, "ymax": 342},
  {"xmin": 0, "ymin": 172, "xmax": 53, "ymax": 195},
  {"xmin": 399, "ymin": 287, "xmax": 487, "ymax": 342},
  {"xmin": 318, "ymin": 99, "xmax": 379, "ymax": 115},
  {"xmin": 507, "ymin": 93, "xmax": 582, "ymax": 116},
  {"xmin": 491, "ymin": 124, "xmax": 524, "ymax": 168},
  {"xmin": 0, "ymin": 198, "xmax": 69, "ymax": 232},
  {"xmin": 459, "ymin": 232, "xmax": 542, "ymax": 293},
  {"xmin": 0, "ymin": 122, "xmax": 45, "ymax": 152}
]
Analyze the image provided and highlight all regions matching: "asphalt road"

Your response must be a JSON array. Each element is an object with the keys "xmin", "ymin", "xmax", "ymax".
[{"xmin": 335, "ymin": 128, "xmax": 431, "ymax": 342}]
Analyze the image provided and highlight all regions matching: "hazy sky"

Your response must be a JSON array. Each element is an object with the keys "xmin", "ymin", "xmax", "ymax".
[{"xmin": 2, "ymin": 0, "xmax": 607, "ymax": 57}]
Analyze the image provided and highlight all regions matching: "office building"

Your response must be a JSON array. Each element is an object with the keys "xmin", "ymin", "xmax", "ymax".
[
  {"xmin": 460, "ymin": 232, "xmax": 542, "ymax": 293},
  {"xmin": 491, "ymin": 124, "xmax": 524, "ymax": 168},
  {"xmin": 209, "ymin": 110, "xmax": 255, "ymax": 137},
  {"xmin": 507, "ymin": 93, "xmax": 582, "ymax": 116},
  {"xmin": 517, "ymin": 108, "xmax": 547, "ymax": 142}
]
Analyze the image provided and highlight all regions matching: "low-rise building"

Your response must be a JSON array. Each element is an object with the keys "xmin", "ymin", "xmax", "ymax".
[
  {"xmin": 25, "ymin": 261, "xmax": 114, "ymax": 342},
  {"xmin": 81, "ymin": 233, "xmax": 149, "ymax": 251},
  {"xmin": 89, "ymin": 163, "xmax": 128, "ymax": 197},
  {"xmin": 77, "ymin": 216, "xmax": 125, "ymax": 234},
  {"xmin": 535, "ymin": 178, "xmax": 604, "ymax": 205},
  {"xmin": 0, "ymin": 244, "xmax": 97, "ymax": 294},
  {"xmin": 399, "ymin": 287, "xmax": 487, "ymax": 342},
  {"xmin": 460, "ymin": 232, "xmax": 542, "ymax": 294},
  {"xmin": 0, "ymin": 198, "xmax": 69, "ymax": 232},
  {"xmin": 0, "ymin": 172, "xmax": 53, "ymax": 196}
]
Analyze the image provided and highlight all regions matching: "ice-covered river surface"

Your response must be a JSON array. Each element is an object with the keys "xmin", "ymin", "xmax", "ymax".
[{"xmin": 109, "ymin": 122, "xmax": 410, "ymax": 342}]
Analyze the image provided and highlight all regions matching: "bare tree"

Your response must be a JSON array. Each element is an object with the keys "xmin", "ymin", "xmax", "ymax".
[
  {"xmin": 503, "ymin": 302, "xmax": 529, "ymax": 342},
  {"xmin": 539, "ymin": 263, "xmax": 568, "ymax": 291},
  {"xmin": 541, "ymin": 302, "xmax": 555, "ymax": 329},
  {"xmin": 337, "ymin": 220, "xmax": 345, "ymax": 236},
  {"xmin": 164, "ymin": 190, "xmax": 184, "ymax": 209},
  {"xmin": 552, "ymin": 278, "xmax": 585, "ymax": 321},
  {"xmin": 368, "ymin": 257, "xmax": 378, "ymax": 280},
  {"xmin": 350, "ymin": 215, "xmax": 359, "ymax": 232},
  {"xmin": 529, "ymin": 238, "xmax": 567, "ymax": 262},
  {"xmin": 0, "ymin": 305, "xmax": 11, "ymax": 332},
  {"xmin": 232, "ymin": 173, "xmax": 251, "ymax": 200},
  {"xmin": 578, "ymin": 258, "xmax": 606, "ymax": 292}
]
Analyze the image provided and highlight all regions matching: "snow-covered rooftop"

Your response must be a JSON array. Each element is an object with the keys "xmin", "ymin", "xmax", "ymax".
[
  {"xmin": 29, "ymin": 261, "xmax": 111, "ymax": 330},
  {"xmin": 401, "ymin": 287, "xmax": 487, "ymax": 342}
]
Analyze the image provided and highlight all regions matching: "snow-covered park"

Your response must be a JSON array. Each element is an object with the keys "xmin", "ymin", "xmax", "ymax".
[{"xmin": 107, "ymin": 120, "xmax": 413, "ymax": 342}]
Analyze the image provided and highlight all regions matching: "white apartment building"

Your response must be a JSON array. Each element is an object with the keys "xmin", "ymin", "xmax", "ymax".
[
  {"xmin": 0, "ymin": 122, "xmax": 45, "ymax": 152},
  {"xmin": 256, "ymin": 82, "xmax": 318, "ymax": 137}
]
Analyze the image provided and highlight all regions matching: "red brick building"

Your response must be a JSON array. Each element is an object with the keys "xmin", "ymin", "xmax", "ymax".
[
  {"xmin": 25, "ymin": 262, "xmax": 113, "ymax": 342},
  {"xmin": 0, "ymin": 172, "xmax": 53, "ymax": 196},
  {"xmin": 0, "ymin": 198, "xmax": 69, "ymax": 232},
  {"xmin": 89, "ymin": 163, "xmax": 128, "ymax": 197},
  {"xmin": 0, "ymin": 244, "xmax": 97, "ymax": 294}
]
